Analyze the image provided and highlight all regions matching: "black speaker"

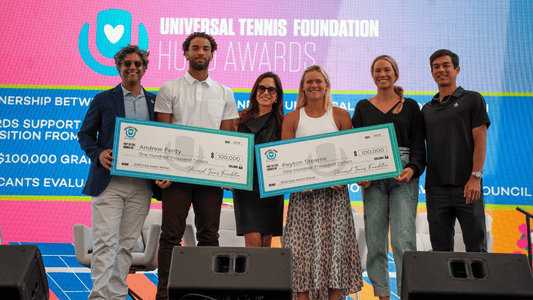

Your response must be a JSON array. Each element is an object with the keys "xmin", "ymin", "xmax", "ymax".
[
  {"xmin": 401, "ymin": 251, "xmax": 533, "ymax": 300},
  {"xmin": 168, "ymin": 246, "xmax": 292, "ymax": 300},
  {"xmin": 0, "ymin": 245, "xmax": 49, "ymax": 300}
]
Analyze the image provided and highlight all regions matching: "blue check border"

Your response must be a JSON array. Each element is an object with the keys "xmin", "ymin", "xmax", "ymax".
[
  {"xmin": 255, "ymin": 123, "xmax": 402, "ymax": 197},
  {"xmin": 111, "ymin": 118, "xmax": 254, "ymax": 190}
]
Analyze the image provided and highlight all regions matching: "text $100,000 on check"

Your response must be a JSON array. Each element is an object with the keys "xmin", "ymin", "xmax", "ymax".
[
  {"xmin": 111, "ymin": 118, "xmax": 254, "ymax": 190},
  {"xmin": 255, "ymin": 123, "xmax": 402, "ymax": 197}
]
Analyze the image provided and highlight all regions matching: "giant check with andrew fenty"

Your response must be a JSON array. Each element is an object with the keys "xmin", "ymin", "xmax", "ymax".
[{"xmin": 111, "ymin": 118, "xmax": 254, "ymax": 190}]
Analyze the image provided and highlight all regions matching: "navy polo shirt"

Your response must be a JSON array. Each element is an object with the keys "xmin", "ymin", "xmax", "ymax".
[{"xmin": 422, "ymin": 86, "xmax": 490, "ymax": 187}]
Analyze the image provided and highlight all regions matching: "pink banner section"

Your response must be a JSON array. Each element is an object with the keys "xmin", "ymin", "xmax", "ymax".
[
  {"xmin": 0, "ymin": 200, "xmax": 161, "ymax": 244},
  {"xmin": 0, "ymin": 0, "xmax": 384, "ymax": 90}
]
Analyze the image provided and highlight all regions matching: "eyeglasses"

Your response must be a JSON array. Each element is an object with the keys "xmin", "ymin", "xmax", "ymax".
[
  {"xmin": 257, "ymin": 85, "xmax": 278, "ymax": 96},
  {"xmin": 122, "ymin": 60, "xmax": 143, "ymax": 68}
]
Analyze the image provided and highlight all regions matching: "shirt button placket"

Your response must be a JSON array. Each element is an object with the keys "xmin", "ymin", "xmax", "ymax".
[{"xmin": 196, "ymin": 84, "xmax": 203, "ymax": 102}]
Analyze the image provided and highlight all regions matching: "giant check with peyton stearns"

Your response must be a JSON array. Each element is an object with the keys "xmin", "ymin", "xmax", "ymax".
[
  {"xmin": 111, "ymin": 118, "xmax": 254, "ymax": 190},
  {"xmin": 255, "ymin": 123, "xmax": 402, "ymax": 197}
]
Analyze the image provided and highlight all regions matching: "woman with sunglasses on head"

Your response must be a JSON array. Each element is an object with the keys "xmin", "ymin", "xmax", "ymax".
[
  {"xmin": 231, "ymin": 72, "xmax": 285, "ymax": 247},
  {"xmin": 352, "ymin": 55, "xmax": 425, "ymax": 300},
  {"xmin": 281, "ymin": 65, "xmax": 363, "ymax": 300}
]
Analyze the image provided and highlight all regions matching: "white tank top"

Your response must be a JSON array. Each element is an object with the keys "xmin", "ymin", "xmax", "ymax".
[{"xmin": 295, "ymin": 108, "xmax": 339, "ymax": 138}]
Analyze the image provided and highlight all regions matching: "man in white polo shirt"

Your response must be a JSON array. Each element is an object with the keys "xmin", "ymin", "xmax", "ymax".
[{"xmin": 154, "ymin": 32, "xmax": 239, "ymax": 300}]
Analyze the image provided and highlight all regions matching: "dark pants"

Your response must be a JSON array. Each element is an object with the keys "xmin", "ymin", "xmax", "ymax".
[
  {"xmin": 156, "ymin": 182, "xmax": 223, "ymax": 300},
  {"xmin": 426, "ymin": 185, "xmax": 487, "ymax": 252}
]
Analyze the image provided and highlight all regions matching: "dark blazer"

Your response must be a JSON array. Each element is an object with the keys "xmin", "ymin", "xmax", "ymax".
[{"xmin": 78, "ymin": 84, "xmax": 158, "ymax": 197}]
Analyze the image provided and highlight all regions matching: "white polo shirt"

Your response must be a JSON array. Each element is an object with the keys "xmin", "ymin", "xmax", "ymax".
[{"xmin": 154, "ymin": 72, "xmax": 238, "ymax": 129}]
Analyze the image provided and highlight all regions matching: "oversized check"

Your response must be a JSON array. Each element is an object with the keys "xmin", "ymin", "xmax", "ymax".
[
  {"xmin": 111, "ymin": 118, "xmax": 254, "ymax": 190},
  {"xmin": 255, "ymin": 123, "xmax": 402, "ymax": 197}
]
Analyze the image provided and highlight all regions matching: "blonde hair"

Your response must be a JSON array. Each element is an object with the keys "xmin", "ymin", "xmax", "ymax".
[
  {"xmin": 371, "ymin": 55, "xmax": 399, "ymax": 82},
  {"xmin": 295, "ymin": 65, "xmax": 333, "ymax": 111},
  {"xmin": 371, "ymin": 55, "xmax": 405, "ymax": 114}
]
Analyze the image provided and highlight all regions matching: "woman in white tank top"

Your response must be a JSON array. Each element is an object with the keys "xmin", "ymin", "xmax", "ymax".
[
  {"xmin": 294, "ymin": 105, "xmax": 338, "ymax": 138},
  {"xmin": 281, "ymin": 65, "xmax": 363, "ymax": 300}
]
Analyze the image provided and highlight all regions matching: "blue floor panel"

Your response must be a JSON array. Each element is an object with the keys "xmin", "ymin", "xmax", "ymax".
[
  {"xmin": 46, "ymin": 273, "xmax": 68, "ymax": 300},
  {"xmin": 43, "ymin": 255, "xmax": 68, "ymax": 268},
  {"xmin": 74, "ymin": 272, "xmax": 93, "ymax": 289},
  {"xmin": 145, "ymin": 272, "xmax": 159, "ymax": 287},
  {"xmin": 63, "ymin": 255, "xmax": 84, "ymax": 268},
  {"xmin": 49, "ymin": 272, "xmax": 89, "ymax": 292},
  {"xmin": 18, "ymin": 242, "xmax": 74, "ymax": 255},
  {"xmin": 65, "ymin": 291, "xmax": 91, "ymax": 300}
]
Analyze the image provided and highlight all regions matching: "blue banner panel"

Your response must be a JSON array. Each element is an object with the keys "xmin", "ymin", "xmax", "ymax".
[{"xmin": 1, "ymin": 88, "xmax": 532, "ymax": 206}]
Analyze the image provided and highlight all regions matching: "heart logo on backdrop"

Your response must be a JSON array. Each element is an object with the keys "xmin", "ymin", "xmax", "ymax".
[
  {"xmin": 79, "ymin": 9, "xmax": 149, "ymax": 76},
  {"xmin": 104, "ymin": 24, "xmax": 124, "ymax": 44}
]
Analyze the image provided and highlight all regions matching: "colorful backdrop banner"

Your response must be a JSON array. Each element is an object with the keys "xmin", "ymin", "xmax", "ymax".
[{"xmin": 1, "ymin": 0, "xmax": 532, "ymax": 208}]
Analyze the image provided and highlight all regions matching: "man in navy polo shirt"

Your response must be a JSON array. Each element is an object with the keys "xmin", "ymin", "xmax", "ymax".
[{"xmin": 422, "ymin": 49, "xmax": 490, "ymax": 252}]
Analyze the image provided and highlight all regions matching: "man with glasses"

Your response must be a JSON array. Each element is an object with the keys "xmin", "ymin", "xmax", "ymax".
[
  {"xmin": 78, "ymin": 45, "xmax": 158, "ymax": 299},
  {"xmin": 154, "ymin": 32, "xmax": 239, "ymax": 300}
]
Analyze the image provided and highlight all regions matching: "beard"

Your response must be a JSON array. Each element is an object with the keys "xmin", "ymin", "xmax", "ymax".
[{"xmin": 189, "ymin": 56, "xmax": 211, "ymax": 71}]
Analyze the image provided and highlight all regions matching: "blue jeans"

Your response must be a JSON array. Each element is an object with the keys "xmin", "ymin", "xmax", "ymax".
[{"xmin": 362, "ymin": 148, "xmax": 418, "ymax": 297}]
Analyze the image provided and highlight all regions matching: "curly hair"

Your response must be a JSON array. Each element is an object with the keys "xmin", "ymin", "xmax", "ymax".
[
  {"xmin": 114, "ymin": 44, "xmax": 149, "ymax": 72},
  {"xmin": 182, "ymin": 32, "xmax": 218, "ymax": 55}
]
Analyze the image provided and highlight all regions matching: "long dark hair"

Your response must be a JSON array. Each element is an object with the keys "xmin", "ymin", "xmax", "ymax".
[{"xmin": 236, "ymin": 72, "xmax": 284, "ymax": 129}]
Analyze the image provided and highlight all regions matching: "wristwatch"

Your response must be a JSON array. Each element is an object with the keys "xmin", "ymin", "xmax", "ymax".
[{"xmin": 471, "ymin": 171, "xmax": 482, "ymax": 179}]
